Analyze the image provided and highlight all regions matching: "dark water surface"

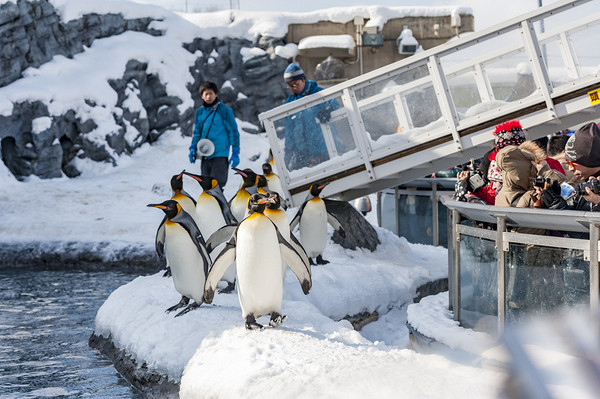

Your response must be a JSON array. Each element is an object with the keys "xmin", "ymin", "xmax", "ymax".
[{"xmin": 0, "ymin": 268, "xmax": 145, "ymax": 398}]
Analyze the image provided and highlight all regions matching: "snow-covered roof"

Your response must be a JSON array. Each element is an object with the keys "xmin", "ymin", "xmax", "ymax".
[{"xmin": 298, "ymin": 34, "xmax": 355, "ymax": 50}]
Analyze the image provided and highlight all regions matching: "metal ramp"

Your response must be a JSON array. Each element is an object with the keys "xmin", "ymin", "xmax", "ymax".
[{"xmin": 259, "ymin": 0, "xmax": 600, "ymax": 207}]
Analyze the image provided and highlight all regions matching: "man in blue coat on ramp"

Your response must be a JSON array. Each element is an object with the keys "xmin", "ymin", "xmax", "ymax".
[
  {"xmin": 283, "ymin": 63, "xmax": 338, "ymax": 170},
  {"xmin": 189, "ymin": 81, "xmax": 240, "ymax": 189}
]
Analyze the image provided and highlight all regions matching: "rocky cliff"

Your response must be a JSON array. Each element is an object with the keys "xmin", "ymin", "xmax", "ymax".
[{"xmin": 0, "ymin": 0, "xmax": 290, "ymax": 180}]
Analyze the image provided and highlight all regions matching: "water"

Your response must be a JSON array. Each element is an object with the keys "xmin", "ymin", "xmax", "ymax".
[{"xmin": 0, "ymin": 268, "xmax": 146, "ymax": 398}]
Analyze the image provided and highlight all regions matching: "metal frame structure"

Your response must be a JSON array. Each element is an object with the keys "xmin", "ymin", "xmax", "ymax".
[
  {"xmin": 259, "ymin": 0, "xmax": 600, "ymax": 207},
  {"xmin": 444, "ymin": 198, "xmax": 600, "ymax": 333}
]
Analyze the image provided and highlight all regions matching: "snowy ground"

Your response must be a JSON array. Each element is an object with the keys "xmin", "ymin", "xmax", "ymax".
[
  {"xmin": 0, "ymin": 126, "xmax": 510, "ymax": 398},
  {"xmin": 2, "ymin": 127, "xmax": 597, "ymax": 398}
]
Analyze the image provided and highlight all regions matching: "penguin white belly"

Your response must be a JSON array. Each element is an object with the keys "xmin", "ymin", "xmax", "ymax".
[
  {"xmin": 266, "ymin": 175, "xmax": 285, "ymax": 198},
  {"xmin": 230, "ymin": 192, "xmax": 250, "ymax": 222},
  {"xmin": 165, "ymin": 224, "xmax": 206, "ymax": 304},
  {"xmin": 300, "ymin": 199, "xmax": 327, "ymax": 257},
  {"xmin": 236, "ymin": 215, "xmax": 283, "ymax": 318},
  {"xmin": 194, "ymin": 194, "xmax": 226, "ymax": 238}
]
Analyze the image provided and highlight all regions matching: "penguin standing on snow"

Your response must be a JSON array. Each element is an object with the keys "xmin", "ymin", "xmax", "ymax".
[
  {"xmin": 228, "ymin": 167, "xmax": 258, "ymax": 222},
  {"xmin": 155, "ymin": 171, "xmax": 197, "ymax": 276},
  {"xmin": 183, "ymin": 171, "xmax": 237, "ymax": 293},
  {"xmin": 204, "ymin": 193, "xmax": 312, "ymax": 330},
  {"xmin": 290, "ymin": 183, "xmax": 345, "ymax": 265},
  {"xmin": 147, "ymin": 200, "xmax": 211, "ymax": 317}
]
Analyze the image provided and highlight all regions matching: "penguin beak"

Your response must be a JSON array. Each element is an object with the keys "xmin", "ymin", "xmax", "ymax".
[
  {"xmin": 318, "ymin": 183, "xmax": 328, "ymax": 190},
  {"xmin": 233, "ymin": 168, "xmax": 247, "ymax": 178},
  {"xmin": 176, "ymin": 171, "xmax": 184, "ymax": 179},
  {"xmin": 147, "ymin": 203, "xmax": 166, "ymax": 210},
  {"xmin": 257, "ymin": 198, "xmax": 270, "ymax": 205},
  {"xmin": 183, "ymin": 171, "xmax": 202, "ymax": 182}
]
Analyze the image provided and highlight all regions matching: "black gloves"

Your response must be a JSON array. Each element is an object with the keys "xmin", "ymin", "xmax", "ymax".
[
  {"xmin": 453, "ymin": 178, "xmax": 469, "ymax": 202},
  {"xmin": 317, "ymin": 106, "xmax": 333, "ymax": 123},
  {"xmin": 541, "ymin": 180, "xmax": 568, "ymax": 210}
]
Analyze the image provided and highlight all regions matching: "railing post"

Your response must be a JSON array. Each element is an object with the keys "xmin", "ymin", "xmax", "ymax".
[
  {"xmin": 590, "ymin": 223, "xmax": 599, "ymax": 318},
  {"xmin": 497, "ymin": 216, "xmax": 507, "ymax": 332},
  {"xmin": 452, "ymin": 208, "xmax": 461, "ymax": 321},
  {"xmin": 432, "ymin": 182, "xmax": 439, "ymax": 246}
]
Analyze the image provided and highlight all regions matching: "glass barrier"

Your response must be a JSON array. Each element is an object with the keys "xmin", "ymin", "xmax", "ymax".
[
  {"xmin": 273, "ymin": 93, "xmax": 355, "ymax": 173},
  {"xmin": 505, "ymin": 243, "xmax": 590, "ymax": 324},
  {"xmin": 459, "ymin": 232, "xmax": 498, "ymax": 331}
]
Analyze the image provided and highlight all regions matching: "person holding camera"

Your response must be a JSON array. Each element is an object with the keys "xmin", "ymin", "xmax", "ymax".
[
  {"xmin": 564, "ymin": 122, "xmax": 600, "ymax": 210},
  {"xmin": 188, "ymin": 81, "xmax": 240, "ymax": 189}
]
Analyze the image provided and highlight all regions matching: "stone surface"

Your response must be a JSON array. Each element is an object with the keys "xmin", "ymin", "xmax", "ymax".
[
  {"xmin": 0, "ymin": 0, "xmax": 291, "ymax": 181},
  {"xmin": 324, "ymin": 199, "xmax": 380, "ymax": 251}
]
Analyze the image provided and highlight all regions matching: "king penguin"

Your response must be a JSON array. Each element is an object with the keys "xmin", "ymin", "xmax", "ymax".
[
  {"xmin": 264, "ymin": 192, "xmax": 310, "ymax": 282},
  {"xmin": 155, "ymin": 171, "xmax": 197, "ymax": 277},
  {"xmin": 204, "ymin": 193, "xmax": 312, "ymax": 330},
  {"xmin": 289, "ymin": 183, "xmax": 345, "ymax": 265},
  {"xmin": 228, "ymin": 167, "xmax": 258, "ymax": 222},
  {"xmin": 147, "ymin": 200, "xmax": 211, "ymax": 317}
]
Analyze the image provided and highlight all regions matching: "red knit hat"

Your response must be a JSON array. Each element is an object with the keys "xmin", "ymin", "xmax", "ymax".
[{"xmin": 494, "ymin": 120, "xmax": 526, "ymax": 150}]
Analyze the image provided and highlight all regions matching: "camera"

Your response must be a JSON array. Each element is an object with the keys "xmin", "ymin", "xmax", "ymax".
[
  {"xmin": 534, "ymin": 177, "xmax": 550, "ymax": 188},
  {"xmin": 575, "ymin": 179, "xmax": 600, "ymax": 196},
  {"xmin": 468, "ymin": 173, "xmax": 485, "ymax": 191}
]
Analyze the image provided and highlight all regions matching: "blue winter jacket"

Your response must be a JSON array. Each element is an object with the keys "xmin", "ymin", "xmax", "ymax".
[
  {"xmin": 190, "ymin": 101, "xmax": 240, "ymax": 159},
  {"xmin": 284, "ymin": 80, "xmax": 339, "ymax": 168}
]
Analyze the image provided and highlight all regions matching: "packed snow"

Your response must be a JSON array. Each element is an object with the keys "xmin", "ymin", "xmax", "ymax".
[{"xmin": 1, "ymin": 1, "xmax": 597, "ymax": 398}]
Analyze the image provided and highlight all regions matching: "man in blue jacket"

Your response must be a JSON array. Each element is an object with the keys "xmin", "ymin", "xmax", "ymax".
[
  {"xmin": 283, "ymin": 63, "xmax": 338, "ymax": 170},
  {"xmin": 188, "ymin": 81, "xmax": 240, "ymax": 189}
]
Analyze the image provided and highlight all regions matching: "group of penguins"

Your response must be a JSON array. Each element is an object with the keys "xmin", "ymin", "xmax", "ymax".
[{"xmin": 147, "ymin": 162, "xmax": 345, "ymax": 330}]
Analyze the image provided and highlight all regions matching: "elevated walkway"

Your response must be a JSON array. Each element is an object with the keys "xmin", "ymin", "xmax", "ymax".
[{"xmin": 259, "ymin": 0, "xmax": 600, "ymax": 207}]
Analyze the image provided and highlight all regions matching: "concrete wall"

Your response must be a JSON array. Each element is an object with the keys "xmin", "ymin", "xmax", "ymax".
[{"xmin": 286, "ymin": 14, "xmax": 474, "ymax": 84}]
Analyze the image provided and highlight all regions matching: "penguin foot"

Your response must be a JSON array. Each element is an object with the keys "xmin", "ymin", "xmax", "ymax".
[
  {"xmin": 166, "ymin": 296, "xmax": 189, "ymax": 313},
  {"xmin": 218, "ymin": 281, "xmax": 236, "ymax": 294},
  {"xmin": 316, "ymin": 255, "xmax": 330, "ymax": 265},
  {"xmin": 162, "ymin": 267, "xmax": 172, "ymax": 277},
  {"xmin": 174, "ymin": 301, "xmax": 201, "ymax": 317},
  {"xmin": 309, "ymin": 258, "xmax": 316, "ymax": 266},
  {"xmin": 269, "ymin": 313, "xmax": 288, "ymax": 328},
  {"xmin": 245, "ymin": 315, "xmax": 264, "ymax": 330}
]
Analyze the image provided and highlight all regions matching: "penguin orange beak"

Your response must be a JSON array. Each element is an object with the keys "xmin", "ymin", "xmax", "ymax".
[
  {"xmin": 233, "ymin": 167, "xmax": 247, "ymax": 178},
  {"xmin": 147, "ymin": 203, "xmax": 166, "ymax": 209},
  {"xmin": 176, "ymin": 171, "xmax": 184, "ymax": 180},
  {"xmin": 183, "ymin": 171, "xmax": 202, "ymax": 182},
  {"xmin": 257, "ymin": 198, "xmax": 270, "ymax": 205},
  {"xmin": 318, "ymin": 183, "xmax": 328, "ymax": 190}
]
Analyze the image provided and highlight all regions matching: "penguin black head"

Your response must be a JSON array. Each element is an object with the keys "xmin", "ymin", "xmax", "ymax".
[
  {"xmin": 147, "ymin": 199, "xmax": 181, "ymax": 219},
  {"xmin": 170, "ymin": 171, "xmax": 185, "ymax": 192},
  {"xmin": 309, "ymin": 183, "xmax": 328, "ymax": 198},
  {"xmin": 257, "ymin": 175, "xmax": 268, "ymax": 190},
  {"xmin": 247, "ymin": 193, "xmax": 272, "ymax": 214},
  {"xmin": 183, "ymin": 171, "xmax": 217, "ymax": 192},
  {"xmin": 265, "ymin": 192, "xmax": 282, "ymax": 210},
  {"xmin": 262, "ymin": 163, "xmax": 272, "ymax": 175},
  {"xmin": 233, "ymin": 167, "xmax": 258, "ymax": 188}
]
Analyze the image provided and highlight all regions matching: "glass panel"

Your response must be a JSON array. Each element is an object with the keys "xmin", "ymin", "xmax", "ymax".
[
  {"xmin": 378, "ymin": 191, "xmax": 397, "ymax": 234},
  {"xmin": 505, "ymin": 243, "xmax": 589, "ymax": 324},
  {"xmin": 397, "ymin": 194, "xmax": 434, "ymax": 245},
  {"xmin": 273, "ymin": 94, "xmax": 352, "ymax": 172},
  {"xmin": 353, "ymin": 64, "xmax": 429, "ymax": 102},
  {"xmin": 459, "ymin": 232, "xmax": 498, "ymax": 332},
  {"xmin": 483, "ymin": 50, "xmax": 535, "ymax": 103}
]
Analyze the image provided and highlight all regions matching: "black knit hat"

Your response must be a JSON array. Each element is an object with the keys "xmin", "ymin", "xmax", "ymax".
[{"xmin": 564, "ymin": 122, "xmax": 600, "ymax": 167}]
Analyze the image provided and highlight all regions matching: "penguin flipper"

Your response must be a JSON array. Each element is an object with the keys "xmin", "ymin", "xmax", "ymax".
[
  {"xmin": 288, "ymin": 232, "xmax": 310, "ymax": 270},
  {"xmin": 326, "ymin": 212, "xmax": 346, "ymax": 238},
  {"xmin": 206, "ymin": 224, "xmax": 237, "ymax": 254},
  {"xmin": 204, "ymin": 235, "xmax": 237, "ymax": 303},
  {"xmin": 155, "ymin": 216, "xmax": 166, "ymax": 258},
  {"xmin": 289, "ymin": 201, "xmax": 308, "ymax": 231},
  {"xmin": 274, "ymin": 226, "xmax": 311, "ymax": 295}
]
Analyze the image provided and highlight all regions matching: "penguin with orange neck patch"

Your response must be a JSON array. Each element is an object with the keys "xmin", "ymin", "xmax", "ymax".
[
  {"xmin": 204, "ymin": 193, "xmax": 311, "ymax": 330},
  {"xmin": 290, "ymin": 183, "xmax": 345, "ymax": 265},
  {"xmin": 147, "ymin": 200, "xmax": 211, "ymax": 317}
]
